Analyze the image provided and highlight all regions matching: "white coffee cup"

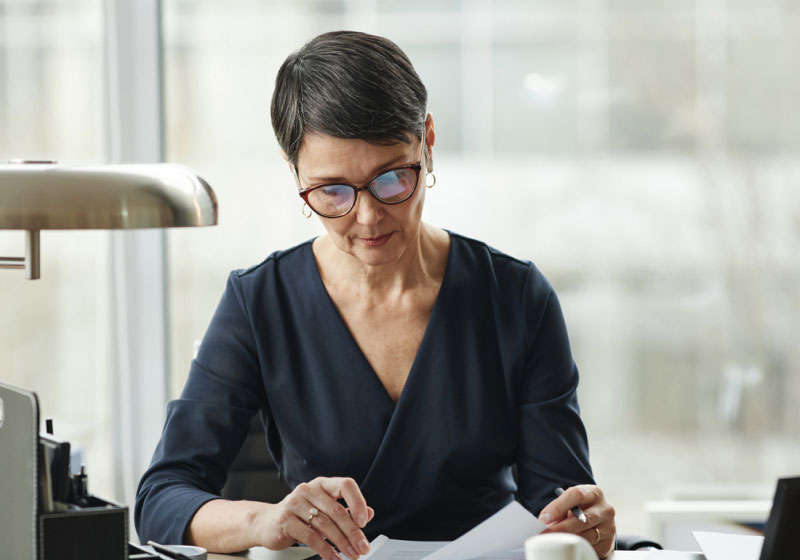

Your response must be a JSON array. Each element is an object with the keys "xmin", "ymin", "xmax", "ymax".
[{"xmin": 524, "ymin": 533, "xmax": 598, "ymax": 560}]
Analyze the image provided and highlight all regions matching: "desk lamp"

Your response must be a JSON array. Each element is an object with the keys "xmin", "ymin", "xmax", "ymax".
[{"xmin": 0, "ymin": 160, "xmax": 218, "ymax": 279}]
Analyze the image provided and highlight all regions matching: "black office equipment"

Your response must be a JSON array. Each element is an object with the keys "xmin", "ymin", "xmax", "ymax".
[
  {"xmin": 39, "ymin": 433, "xmax": 71, "ymax": 504},
  {"xmin": 759, "ymin": 476, "xmax": 800, "ymax": 560},
  {"xmin": 0, "ymin": 381, "xmax": 128, "ymax": 560}
]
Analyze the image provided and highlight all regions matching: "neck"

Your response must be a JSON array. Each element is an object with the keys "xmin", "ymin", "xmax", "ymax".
[{"xmin": 316, "ymin": 223, "xmax": 447, "ymax": 300}]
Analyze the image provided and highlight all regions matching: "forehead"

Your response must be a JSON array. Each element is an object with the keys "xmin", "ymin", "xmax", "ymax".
[{"xmin": 296, "ymin": 132, "xmax": 416, "ymax": 183}]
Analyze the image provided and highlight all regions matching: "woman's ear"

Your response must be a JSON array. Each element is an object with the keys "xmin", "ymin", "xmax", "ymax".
[
  {"xmin": 281, "ymin": 150, "xmax": 297, "ymax": 178},
  {"xmin": 424, "ymin": 113, "xmax": 435, "ymax": 172}
]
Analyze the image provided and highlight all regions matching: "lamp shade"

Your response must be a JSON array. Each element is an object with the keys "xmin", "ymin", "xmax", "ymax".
[
  {"xmin": 0, "ymin": 162, "xmax": 217, "ymax": 230},
  {"xmin": 0, "ymin": 162, "xmax": 218, "ymax": 279}
]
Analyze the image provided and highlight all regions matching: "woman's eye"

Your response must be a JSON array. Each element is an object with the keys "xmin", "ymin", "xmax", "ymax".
[{"xmin": 320, "ymin": 186, "xmax": 347, "ymax": 197}]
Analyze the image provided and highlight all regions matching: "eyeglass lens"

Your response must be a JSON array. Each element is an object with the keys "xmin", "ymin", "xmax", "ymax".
[{"xmin": 306, "ymin": 166, "xmax": 418, "ymax": 217}]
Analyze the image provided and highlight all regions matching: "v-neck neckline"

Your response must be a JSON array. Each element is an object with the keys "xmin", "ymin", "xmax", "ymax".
[{"xmin": 306, "ymin": 232, "xmax": 454, "ymax": 408}]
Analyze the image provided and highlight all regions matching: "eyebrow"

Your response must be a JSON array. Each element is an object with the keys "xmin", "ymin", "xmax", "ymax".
[{"xmin": 304, "ymin": 153, "xmax": 412, "ymax": 185}]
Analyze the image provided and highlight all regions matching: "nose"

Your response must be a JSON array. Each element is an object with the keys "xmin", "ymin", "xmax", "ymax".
[{"xmin": 353, "ymin": 188, "xmax": 383, "ymax": 225}]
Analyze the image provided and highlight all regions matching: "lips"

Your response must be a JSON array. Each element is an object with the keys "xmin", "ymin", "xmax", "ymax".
[{"xmin": 360, "ymin": 232, "xmax": 393, "ymax": 247}]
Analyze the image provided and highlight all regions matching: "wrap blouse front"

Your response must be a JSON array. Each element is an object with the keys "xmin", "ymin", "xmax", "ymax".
[{"xmin": 134, "ymin": 232, "xmax": 594, "ymax": 544}]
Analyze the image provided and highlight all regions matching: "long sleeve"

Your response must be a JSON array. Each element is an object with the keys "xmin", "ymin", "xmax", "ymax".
[
  {"xmin": 515, "ymin": 265, "xmax": 594, "ymax": 516},
  {"xmin": 133, "ymin": 235, "xmax": 596, "ymax": 543},
  {"xmin": 134, "ymin": 272, "xmax": 268, "ymax": 544}
]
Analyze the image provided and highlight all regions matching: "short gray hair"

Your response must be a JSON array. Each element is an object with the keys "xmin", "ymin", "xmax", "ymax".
[{"xmin": 270, "ymin": 31, "xmax": 428, "ymax": 167}]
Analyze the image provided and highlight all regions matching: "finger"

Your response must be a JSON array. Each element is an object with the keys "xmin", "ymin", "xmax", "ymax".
[
  {"xmin": 542, "ymin": 511, "xmax": 591, "ymax": 534},
  {"xmin": 539, "ymin": 485, "xmax": 599, "ymax": 526},
  {"xmin": 319, "ymin": 477, "xmax": 370, "ymax": 529},
  {"xmin": 302, "ymin": 480, "xmax": 370, "ymax": 557},
  {"xmin": 285, "ymin": 489, "xmax": 361, "ymax": 560},
  {"xmin": 546, "ymin": 508, "xmax": 616, "ymax": 559},
  {"xmin": 578, "ymin": 526, "xmax": 601, "ymax": 547},
  {"xmin": 287, "ymin": 515, "xmax": 340, "ymax": 560},
  {"xmin": 548, "ymin": 500, "xmax": 617, "ymax": 535},
  {"xmin": 579, "ymin": 525, "xmax": 614, "ymax": 559},
  {"xmin": 346, "ymin": 506, "xmax": 375, "ymax": 525},
  {"xmin": 309, "ymin": 493, "xmax": 370, "ymax": 558},
  {"xmin": 307, "ymin": 509, "xmax": 361, "ymax": 560}
]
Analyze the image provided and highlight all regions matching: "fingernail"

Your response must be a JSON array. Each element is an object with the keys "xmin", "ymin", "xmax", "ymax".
[
  {"xmin": 359, "ymin": 539, "xmax": 370, "ymax": 554},
  {"xmin": 358, "ymin": 513, "xmax": 367, "ymax": 527},
  {"xmin": 540, "ymin": 512, "xmax": 553, "ymax": 526}
]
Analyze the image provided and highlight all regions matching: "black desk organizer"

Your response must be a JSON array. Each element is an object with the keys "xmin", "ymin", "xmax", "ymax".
[
  {"xmin": 0, "ymin": 382, "xmax": 128, "ymax": 560},
  {"xmin": 39, "ymin": 496, "xmax": 128, "ymax": 560}
]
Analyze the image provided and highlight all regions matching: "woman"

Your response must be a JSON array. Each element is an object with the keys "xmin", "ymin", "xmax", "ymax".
[{"xmin": 135, "ymin": 31, "xmax": 616, "ymax": 559}]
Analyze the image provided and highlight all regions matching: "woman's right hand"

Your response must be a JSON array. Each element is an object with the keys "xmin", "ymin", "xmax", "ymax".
[{"xmin": 254, "ymin": 477, "xmax": 375, "ymax": 560}]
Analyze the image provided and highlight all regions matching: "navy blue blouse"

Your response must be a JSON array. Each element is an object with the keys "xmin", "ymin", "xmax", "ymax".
[{"xmin": 134, "ymin": 232, "xmax": 594, "ymax": 545}]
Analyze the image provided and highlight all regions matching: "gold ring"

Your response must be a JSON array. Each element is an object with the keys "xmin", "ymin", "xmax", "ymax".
[
  {"xmin": 592, "ymin": 527, "xmax": 601, "ymax": 545},
  {"xmin": 307, "ymin": 507, "xmax": 320, "ymax": 526}
]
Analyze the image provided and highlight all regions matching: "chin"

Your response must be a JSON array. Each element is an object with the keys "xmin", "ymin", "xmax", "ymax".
[
  {"xmin": 346, "ymin": 235, "xmax": 406, "ymax": 266},
  {"xmin": 350, "ymin": 246, "xmax": 402, "ymax": 267}
]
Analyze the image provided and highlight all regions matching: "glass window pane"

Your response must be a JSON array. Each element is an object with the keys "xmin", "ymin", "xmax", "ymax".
[
  {"xmin": 608, "ymin": 39, "xmax": 697, "ymax": 152},
  {"xmin": 493, "ymin": 41, "xmax": 578, "ymax": 154},
  {"xmin": 0, "ymin": 0, "xmax": 113, "ymax": 497},
  {"xmin": 162, "ymin": 0, "xmax": 800, "ymax": 544}
]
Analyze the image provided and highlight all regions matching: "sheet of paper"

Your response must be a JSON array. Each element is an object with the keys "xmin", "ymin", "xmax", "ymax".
[
  {"xmin": 692, "ymin": 531, "xmax": 763, "ymax": 560},
  {"xmin": 423, "ymin": 501, "xmax": 545, "ymax": 560},
  {"xmin": 644, "ymin": 551, "xmax": 705, "ymax": 559},
  {"xmin": 360, "ymin": 535, "xmax": 449, "ymax": 560},
  {"xmin": 464, "ymin": 548, "xmax": 524, "ymax": 560}
]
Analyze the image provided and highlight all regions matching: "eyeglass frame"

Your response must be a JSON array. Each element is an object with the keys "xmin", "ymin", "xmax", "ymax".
[{"xmin": 293, "ymin": 129, "xmax": 428, "ymax": 219}]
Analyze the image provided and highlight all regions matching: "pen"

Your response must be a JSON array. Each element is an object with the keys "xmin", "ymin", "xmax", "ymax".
[
  {"xmin": 129, "ymin": 542, "xmax": 170, "ymax": 560},
  {"xmin": 554, "ymin": 486, "xmax": 588, "ymax": 523},
  {"xmin": 147, "ymin": 541, "xmax": 193, "ymax": 560}
]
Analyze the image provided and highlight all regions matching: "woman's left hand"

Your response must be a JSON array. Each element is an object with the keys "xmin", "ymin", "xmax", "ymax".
[{"xmin": 538, "ymin": 484, "xmax": 616, "ymax": 559}]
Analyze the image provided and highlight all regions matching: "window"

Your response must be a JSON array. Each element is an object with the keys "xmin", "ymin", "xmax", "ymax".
[
  {"xmin": 0, "ymin": 0, "xmax": 114, "ymax": 498},
  {"xmin": 5, "ymin": 0, "xmax": 798, "ymax": 540}
]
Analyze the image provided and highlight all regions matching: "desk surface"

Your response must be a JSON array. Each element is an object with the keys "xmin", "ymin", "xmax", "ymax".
[
  {"xmin": 208, "ymin": 546, "xmax": 316, "ymax": 560},
  {"xmin": 206, "ymin": 547, "xmax": 685, "ymax": 560}
]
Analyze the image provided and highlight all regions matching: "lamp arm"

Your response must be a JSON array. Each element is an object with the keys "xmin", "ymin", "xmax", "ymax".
[{"xmin": 0, "ymin": 230, "xmax": 41, "ymax": 280}]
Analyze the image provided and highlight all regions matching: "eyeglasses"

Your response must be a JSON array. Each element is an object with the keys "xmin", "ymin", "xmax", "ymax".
[
  {"xmin": 295, "ymin": 131, "xmax": 427, "ymax": 218},
  {"xmin": 298, "ymin": 163, "xmax": 421, "ymax": 218}
]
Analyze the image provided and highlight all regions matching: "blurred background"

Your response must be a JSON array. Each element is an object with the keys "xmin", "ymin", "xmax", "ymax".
[{"xmin": 2, "ymin": 0, "xmax": 799, "ymax": 548}]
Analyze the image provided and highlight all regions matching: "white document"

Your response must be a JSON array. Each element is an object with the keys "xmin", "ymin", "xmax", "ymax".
[
  {"xmin": 358, "ymin": 535, "xmax": 448, "ymax": 560},
  {"xmin": 359, "ymin": 501, "xmax": 545, "ymax": 560},
  {"xmin": 692, "ymin": 531, "xmax": 764, "ymax": 560},
  {"xmin": 644, "ymin": 551, "xmax": 705, "ymax": 559},
  {"xmin": 424, "ymin": 501, "xmax": 544, "ymax": 560}
]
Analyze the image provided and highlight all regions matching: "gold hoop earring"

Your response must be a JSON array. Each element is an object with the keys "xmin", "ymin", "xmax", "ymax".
[
  {"xmin": 425, "ymin": 172, "xmax": 436, "ymax": 189},
  {"xmin": 302, "ymin": 202, "xmax": 312, "ymax": 219}
]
